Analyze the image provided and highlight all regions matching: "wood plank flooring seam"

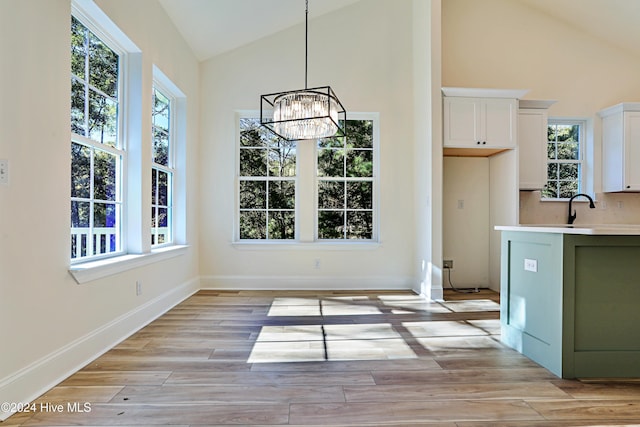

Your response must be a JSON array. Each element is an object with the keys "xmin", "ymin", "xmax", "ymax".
[{"xmin": 7, "ymin": 290, "xmax": 640, "ymax": 426}]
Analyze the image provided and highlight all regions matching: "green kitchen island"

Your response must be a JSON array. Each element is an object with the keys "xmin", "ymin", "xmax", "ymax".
[{"xmin": 496, "ymin": 224, "xmax": 640, "ymax": 378}]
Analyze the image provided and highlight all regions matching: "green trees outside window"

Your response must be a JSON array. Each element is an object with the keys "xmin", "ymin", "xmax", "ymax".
[
  {"xmin": 238, "ymin": 117, "xmax": 375, "ymax": 241},
  {"xmin": 151, "ymin": 87, "xmax": 173, "ymax": 246},
  {"xmin": 70, "ymin": 16, "xmax": 122, "ymax": 260},
  {"xmin": 239, "ymin": 119, "xmax": 296, "ymax": 239},
  {"xmin": 317, "ymin": 120, "xmax": 374, "ymax": 239},
  {"xmin": 543, "ymin": 122, "xmax": 583, "ymax": 199}
]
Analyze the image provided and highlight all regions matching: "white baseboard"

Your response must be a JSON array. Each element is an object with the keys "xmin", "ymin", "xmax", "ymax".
[
  {"xmin": 0, "ymin": 277, "xmax": 199, "ymax": 421},
  {"xmin": 1, "ymin": 274, "xmax": 421, "ymax": 421},
  {"xmin": 430, "ymin": 284, "xmax": 444, "ymax": 301},
  {"xmin": 200, "ymin": 275, "xmax": 414, "ymax": 291}
]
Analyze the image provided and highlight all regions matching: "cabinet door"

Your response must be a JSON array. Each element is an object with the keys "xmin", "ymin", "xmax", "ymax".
[
  {"xmin": 624, "ymin": 112, "xmax": 640, "ymax": 190},
  {"xmin": 602, "ymin": 113, "xmax": 624, "ymax": 192},
  {"xmin": 483, "ymin": 98, "xmax": 517, "ymax": 148},
  {"xmin": 443, "ymin": 97, "xmax": 480, "ymax": 147},
  {"xmin": 518, "ymin": 109, "xmax": 547, "ymax": 190}
]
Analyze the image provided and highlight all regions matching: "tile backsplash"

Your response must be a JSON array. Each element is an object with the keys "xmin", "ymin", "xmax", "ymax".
[{"xmin": 519, "ymin": 191, "xmax": 640, "ymax": 225}]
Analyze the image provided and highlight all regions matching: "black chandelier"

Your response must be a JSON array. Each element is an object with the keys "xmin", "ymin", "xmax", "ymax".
[{"xmin": 260, "ymin": 0, "xmax": 346, "ymax": 141}]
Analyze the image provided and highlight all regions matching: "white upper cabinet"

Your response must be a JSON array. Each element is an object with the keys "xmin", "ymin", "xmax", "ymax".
[
  {"xmin": 599, "ymin": 103, "xmax": 640, "ymax": 192},
  {"xmin": 482, "ymin": 98, "xmax": 517, "ymax": 148},
  {"xmin": 518, "ymin": 100, "xmax": 556, "ymax": 190},
  {"xmin": 442, "ymin": 88, "xmax": 527, "ymax": 150}
]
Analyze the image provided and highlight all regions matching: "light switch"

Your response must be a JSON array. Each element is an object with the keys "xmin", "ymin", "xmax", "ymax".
[
  {"xmin": 0, "ymin": 159, "xmax": 8, "ymax": 185},
  {"xmin": 524, "ymin": 258, "xmax": 538, "ymax": 272}
]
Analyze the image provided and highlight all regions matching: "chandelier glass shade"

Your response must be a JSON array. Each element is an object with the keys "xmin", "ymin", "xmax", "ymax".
[
  {"xmin": 260, "ymin": 0, "xmax": 346, "ymax": 141},
  {"xmin": 261, "ymin": 86, "xmax": 345, "ymax": 141}
]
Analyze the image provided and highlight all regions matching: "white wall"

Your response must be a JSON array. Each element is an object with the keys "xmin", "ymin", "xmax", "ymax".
[
  {"xmin": 443, "ymin": 157, "xmax": 490, "ymax": 287},
  {"xmin": 442, "ymin": 0, "xmax": 640, "ymax": 288},
  {"xmin": 443, "ymin": 0, "xmax": 640, "ymax": 111},
  {"xmin": 443, "ymin": 0, "xmax": 640, "ymax": 225},
  {"xmin": 442, "ymin": 151, "xmax": 518, "ymax": 292},
  {"xmin": 488, "ymin": 150, "xmax": 518, "ymax": 290},
  {"xmin": 413, "ymin": 0, "xmax": 443, "ymax": 299},
  {"xmin": 0, "ymin": 0, "xmax": 200, "ymax": 417},
  {"xmin": 198, "ymin": 0, "xmax": 427, "ymax": 290},
  {"xmin": 0, "ymin": 0, "xmax": 442, "ymax": 416}
]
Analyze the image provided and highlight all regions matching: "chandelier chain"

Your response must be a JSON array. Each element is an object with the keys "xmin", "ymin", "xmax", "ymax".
[
  {"xmin": 305, "ymin": 0, "xmax": 309, "ymax": 89},
  {"xmin": 259, "ymin": 0, "xmax": 345, "ymax": 141}
]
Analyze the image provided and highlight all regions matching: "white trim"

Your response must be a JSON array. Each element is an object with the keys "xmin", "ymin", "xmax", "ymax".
[
  {"xmin": 235, "ymin": 111, "xmax": 380, "ymax": 243},
  {"xmin": 442, "ymin": 87, "xmax": 529, "ymax": 99},
  {"xmin": 518, "ymin": 99, "xmax": 557, "ymax": 109},
  {"xmin": 231, "ymin": 241, "xmax": 381, "ymax": 251},
  {"xmin": 430, "ymin": 284, "xmax": 444, "ymax": 301},
  {"xmin": 71, "ymin": 1, "xmax": 139, "ymax": 262},
  {"xmin": 72, "ymin": 0, "xmax": 140, "ymax": 54},
  {"xmin": 316, "ymin": 112, "xmax": 380, "ymax": 242},
  {"xmin": 0, "ymin": 278, "xmax": 199, "ymax": 421},
  {"xmin": 150, "ymin": 83, "xmax": 176, "ymax": 247},
  {"xmin": 69, "ymin": 245, "xmax": 189, "ymax": 284},
  {"xmin": 201, "ymin": 275, "xmax": 413, "ymax": 291},
  {"xmin": 597, "ymin": 102, "xmax": 640, "ymax": 118},
  {"xmin": 152, "ymin": 64, "xmax": 186, "ymax": 98},
  {"xmin": 542, "ymin": 117, "xmax": 593, "ymax": 200},
  {"xmin": 153, "ymin": 65, "xmax": 188, "ymax": 246}
]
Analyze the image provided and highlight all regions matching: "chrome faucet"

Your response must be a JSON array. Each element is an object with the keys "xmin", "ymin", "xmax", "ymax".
[{"xmin": 567, "ymin": 193, "xmax": 595, "ymax": 224}]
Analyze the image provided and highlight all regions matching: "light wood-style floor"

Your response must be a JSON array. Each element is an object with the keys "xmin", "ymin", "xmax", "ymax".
[{"xmin": 4, "ymin": 289, "xmax": 640, "ymax": 426}]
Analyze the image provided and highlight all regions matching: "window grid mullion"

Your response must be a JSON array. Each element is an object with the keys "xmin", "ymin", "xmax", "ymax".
[
  {"xmin": 238, "ymin": 117, "xmax": 375, "ymax": 242},
  {"xmin": 151, "ymin": 85, "xmax": 175, "ymax": 247},
  {"xmin": 151, "ymin": 168, "xmax": 157, "ymax": 244},
  {"xmin": 343, "ymin": 143, "xmax": 348, "ymax": 239},
  {"xmin": 71, "ymin": 14, "xmax": 123, "ymax": 262},
  {"xmin": 83, "ymin": 27, "xmax": 90, "ymax": 138},
  {"xmin": 72, "ymin": 74, "xmax": 119, "ymax": 105},
  {"xmin": 544, "ymin": 120, "xmax": 585, "ymax": 200},
  {"xmin": 88, "ymin": 147, "xmax": 95, "ymax": 256}
]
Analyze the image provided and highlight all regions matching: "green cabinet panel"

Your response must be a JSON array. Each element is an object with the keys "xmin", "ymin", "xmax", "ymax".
[
  {"xmin": 500, "ymin": 231, "xmax": 640, "ymax": 378},
  {"xmin": 501, "ymin": 232, "xmax": 564, "ymax": 377},
  {"xmin": 574, "ymin": 245, "xmax": 640, "ymax": 351}
]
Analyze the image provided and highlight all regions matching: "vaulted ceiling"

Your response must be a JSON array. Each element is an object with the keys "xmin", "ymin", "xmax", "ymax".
[
  {"xmin": 157, "ymin": 0, "xmax": 361, "ymax": 61},
  {"xmin": 517, "ymin": 0, "xmax": 640, "ymax": 59},
  {"xmin": 157, "ymin": 0, "xmax": 640, "ymax": 62}
]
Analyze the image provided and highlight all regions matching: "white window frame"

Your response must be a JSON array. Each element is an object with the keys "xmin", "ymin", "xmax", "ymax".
[
  {"xmin": 152, "ymin": 66, "xmax": 187, "ymax": 251},
  {"xmin": 542, "ymin": 117, "xmax": 593, "ymax": 200},
  {"xmin": 236, "ymin": 116, "xmax": 297, "ymax": 241},
  {"xmin": 234, "ymin": 111, "xmax": 380, "ymax": 245},
  {"xmin": 316, "ymin": 113, "xmax": 379, "ymax": 241},
  {"xmin": 71, "ymin": 7, "xmax": 126, "ymax": 263},
  {"xmin": 151, "ymin": 83, "xmax": 175, "ymax": 248},
  {"xmin": 69, "ymin": 2, "xmax": 188, "ymax": 283}
]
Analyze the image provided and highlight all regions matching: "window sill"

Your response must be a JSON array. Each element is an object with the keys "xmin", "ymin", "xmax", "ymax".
[
  {"xmin": 232, "ymin": 241, "xmax": 381, "ymax": 251},
  {"xmin": 69, "ymin": 245, "xmax": 189, "ymax": 284}
]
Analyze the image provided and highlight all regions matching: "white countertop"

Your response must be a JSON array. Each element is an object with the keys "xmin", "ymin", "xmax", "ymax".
[{"xmin": 495, "ymin": 224, "xmax": 640, "ymax": 235}]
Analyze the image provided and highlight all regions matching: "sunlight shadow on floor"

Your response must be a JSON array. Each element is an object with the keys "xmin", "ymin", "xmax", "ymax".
[
  {"xmin": 438, "ymin": 299, "xmax": 500, "ymax": 312},
  {"xmin": 248, "ymin": 323, "xmax": 416, "ymax": 363},
  {"xmin": 249, "ymin": 293, "xmax": 501, "ymax": 364}
]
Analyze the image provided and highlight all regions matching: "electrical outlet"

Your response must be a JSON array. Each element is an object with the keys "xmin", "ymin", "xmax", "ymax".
[
  {"xmin": 136, "ymin": 280, "xmax": 142, "ymax": 296},
  {"xmin": 314, "ymin": 258, "xmax": 321, "ymax": 269},
  {"xmin": 0, "ymin": 159, "xmax": 8, "ymax": 185},
  {"xmin": 524, "ymin": 258, "xmax": 538, "ymax": 272},
  {"xmin": 443, "ymin": 259, "xmax": 453, "ymax": 269}
]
